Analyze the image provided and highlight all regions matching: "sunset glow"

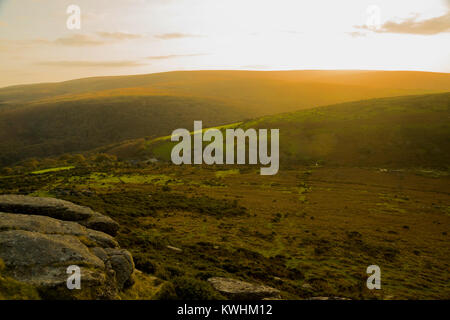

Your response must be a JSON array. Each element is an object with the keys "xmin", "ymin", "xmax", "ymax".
[{"xmin": 0, "ymin": 0, "xmax": 449, "ymax": 87}]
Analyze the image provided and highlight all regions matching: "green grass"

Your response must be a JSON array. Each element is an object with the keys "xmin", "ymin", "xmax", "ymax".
[
  {"xmin": 31, "ymin": 166, "xmax": 75, "ymax": 175},
  {"xmin": 0, "ymin": 259, "xmax": 40, "ymax": 300},
  {"xmin": 119, "ymin": 93, "xmax": 450, "ymax": 169},
  {"xmin": 215, "ymin": 169, "xmax": 240, "ymax": 178}
]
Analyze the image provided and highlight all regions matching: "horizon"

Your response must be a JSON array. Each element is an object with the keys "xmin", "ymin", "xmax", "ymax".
[
  {"xmin": 1, "ymin": 68, "xmax": 450, "ymax": 90},
  {"xmin": 1, "ymin": 0, "xmax": 449, "ymax": 87}
]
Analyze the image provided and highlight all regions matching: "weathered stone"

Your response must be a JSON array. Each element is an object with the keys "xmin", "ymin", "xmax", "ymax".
[
  {"xmin": 0, "ymin": 213, "xmax": 118, "ymax": 248},
  {"xmin": 208, "ymin": 277, "xmax": 281, "ymax": 300},
  {"xmin": 104, "ymin": 248, "xmax": 135, "ymax": 290},
  {"xmin": 166, "ymin": 245, "xmax": 182, "ymax": 253},
  {"xmin": 0, "ymin": 230, "xmax": 105, "ymax": 285},
  {"xmin": 0, "ymin": 195, "xmax": 93, "ymax": 220},
  {"xmin": 81, "ymin": 213, "xmax": 119, "ymax": 237},
  {"xmin": 0, "ymin": 197, "xmax": 134, "ymax": 300},
  {"xmin": 0, "ymin": 195, "xmax": 119, "ymax": 236},
  {"xmin": 309, "ymin": 296, "xmax": 351, "ymax": 300}
]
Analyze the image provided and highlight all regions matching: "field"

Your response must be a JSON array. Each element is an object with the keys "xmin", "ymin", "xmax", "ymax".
[
  {"xmin": 1, "ymin": 161, "xmax": 449, "ymax": 299},
  {"xmin": 0, "ymin": 70, "xmax": 448, "ymax": 300}
]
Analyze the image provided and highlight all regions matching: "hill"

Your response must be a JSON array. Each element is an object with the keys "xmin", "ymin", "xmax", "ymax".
[
  {"xmin": 0, "ymin": 95, "xmax": 247, "ymax": 166},
  {"xmin": 112, "ymin": 92, "xmax": 450, "ymax": 169},
  {"xmin": 0, "ymin": 70, "xmax": 449, "ymax": 166},
  {"xmin": 1, "ymin": 70, "xmax": 449, "ymax": 114}
]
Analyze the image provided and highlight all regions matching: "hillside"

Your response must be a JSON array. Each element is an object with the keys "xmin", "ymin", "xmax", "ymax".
[
  {"xmin": 113, "ymin": 93, "xmax": 450, "ymax": 169},
  {"xmin": 1, "ymin": 70, "xmax": 449, "ymax": 107},
  {"xmin": 0, "ymin": 95, "xmax": 248, "ymax": 166},
  {"xmin": 1, "ymin": 71, "xmax": 449, "ymax": 115},
  {"xmin": 0, "ymin": 70, "xmax": 449, "ymax": 166}
]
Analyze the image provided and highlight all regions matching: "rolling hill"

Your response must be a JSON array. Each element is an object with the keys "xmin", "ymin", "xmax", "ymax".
[
  {"xmin": 0, "ymin": 95, "xmax": 247, "ymax": 166},
  {"xmin": 108, "ymin": 92, "xmax": 450, "ymax": 169},
  {"xmin": 0, "ymin": 70, "xmax": 449, "ymax": 166},
  {"xmin": 1, "ymin": 71, "xmax": 449, "ymax": 115}
]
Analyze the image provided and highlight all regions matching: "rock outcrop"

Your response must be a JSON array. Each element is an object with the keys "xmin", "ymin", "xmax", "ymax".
[
  {"xmin": 208, "ymin": 277, "xmax": 281, "ymax": 300},
  {"xmin": 0, "ymin": 195, "xmax": 134, "ymax": 300},
  {"xmin": 0, "ymin": 195, "xmax": 119, "ymax": 236}
]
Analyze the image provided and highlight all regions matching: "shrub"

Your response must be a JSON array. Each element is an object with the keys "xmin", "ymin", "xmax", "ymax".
[
  {"xmin": 155, "ymin": 276, "xmax": 224, "ymax": 300},
  {"xmin": 172, "ymin": 277, "xmax": 224, "ymax": 300},
  {"xmin": 155, "ymin": 282, "xmax": 178, "ymax": 300},
  {"xmin": 132, "ymin": 253, "xmax": 157, "ymax": 274}
]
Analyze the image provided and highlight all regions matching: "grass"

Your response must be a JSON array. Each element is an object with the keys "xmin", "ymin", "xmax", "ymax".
[
  {"xmin": 100, "ymin": 93, "xmax": 450, "ymax": 170},
  {"xmin": 0, "ymin": 161, "xmax": 448, "ymax": 300},
  {"xmin": 215, "ymin": 169, "xmax": 240, "ymax": 178},
  {"xmin": 31, "ymin": 166, "xmax": 75, "ymax": 175},
  {"xmin": 0, "ymin": 259, "xmax": 40, "ymax": 300}
]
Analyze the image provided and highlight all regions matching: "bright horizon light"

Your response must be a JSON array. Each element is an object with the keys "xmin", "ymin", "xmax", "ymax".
[{"xmin": 0, "ymin": 0, "xmax": 449, "ymax": 87}]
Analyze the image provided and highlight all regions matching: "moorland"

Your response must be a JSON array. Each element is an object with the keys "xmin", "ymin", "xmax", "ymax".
[{"xmin": 0, "ymin": 70, "xmax": 449, "ymax": 299}]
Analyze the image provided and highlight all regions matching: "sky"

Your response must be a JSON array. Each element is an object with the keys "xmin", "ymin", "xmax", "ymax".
[{"xmin": 0, "ymin": 0, "xmax": 449, "ymax": 87}]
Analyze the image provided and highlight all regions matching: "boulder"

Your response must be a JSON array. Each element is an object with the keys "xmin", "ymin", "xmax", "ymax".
[
  {"xmin": 0, "ymin": 195, "xmax": 119, "ymax": 236},
  {"xmin": 104, "ymin": 249, "xmax": 135, "ymax": 290},
  {"xmin": 309, "ymin": 296, "xmax": 350, "ymax": 300},
  {"xmin": 0, "ymin": 213, "xmax": 118, "ymax": 248},
  {"xmin": 0, "ymin": 230, "xmax": 105, "ymax": 284},
  {"xmin": 208, "ymin": 277, "xmax": 280, "ymax": 300},
  {"xmin": 166, "ymin": 245, "xmax": 183, "ymax": 253},
  {"xmin": 0, "ymin": 202, "xmax": 134, "ymax": 299}
]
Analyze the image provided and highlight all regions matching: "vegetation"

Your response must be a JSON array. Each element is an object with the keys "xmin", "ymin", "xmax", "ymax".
[
  {"xmin": 0, "ymin": 259, "xmax": 41, "ymax": 300},
  {"xmin": 1, "ymin": 70, "xmax": 448, "ymax": 166},
  {"xmin": 0, "ymin": 157, "xmax": 449, "ymax": 300},
  {"xmin": 103, "ymin": 93, "xmax": 450, "ymax": 169},
  {"xmin": 156, "ymin": 277, "xmax": 224, "ymax": 300},
  {"xmin": 0, "ymin": 95, "xmax": 246, "ymax": 166},
  {"xmin": 0, "ymin": 71, "xmax": 449, "ymax": 300}
]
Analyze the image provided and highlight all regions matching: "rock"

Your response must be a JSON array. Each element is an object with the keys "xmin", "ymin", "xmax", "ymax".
[
  {"xmin": 0, "ymin": 213, "xmax": 118, "ymax": 248},
  {"xmin": 0, "ymin": 230, "xmax": 109, "ymax": 296},
  {"xmin": 82, "ymin": 213, "xmax": 120, "ymax": 237},
  {"xmin": 0, "ymin": 199, "xmax": 134, "ymax": 299},
  {"xmin": 166, "ymin": 245, "xmax": 182, "ymax": 253},
  {"xmin": 309, "ymin": 296, "xmax": 350, "ymax": 300},
  {"xmin": 0, "ymin": 195, "xmax": 119, "ymax": 236},
  {"xmin": 104, "ymin": 249, "xmax": 135, "ymax": 290},
  {"xmin": 208, "ymin": 277, "xmax": 280, "ymax": 300}
]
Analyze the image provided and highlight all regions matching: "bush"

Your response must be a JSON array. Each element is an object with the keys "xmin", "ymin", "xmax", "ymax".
[
  {"xmin": 169, "ymin": 277, "xmax": 224, "ymax": 300},
  {"xmin": 93, "ymin": 153, "xmax": 117, "ymax": 163},
  {"xmin": 133, "ymin": 253, "xmax": 157, "ymax": 274},
  {"xmin": 155, "ymin": 282, "xmax": 178, "ymax": 300},
  {"xmin": 0, "ymin": 167, "xmax": 13, "ymax": 175}
]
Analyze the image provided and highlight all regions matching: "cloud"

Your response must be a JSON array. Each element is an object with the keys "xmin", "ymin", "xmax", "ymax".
[
  {"xmin": 146, "ymin": 53, "xmax": 207, "ymax": 60},
  {"xmin": 36, "ymin": 60, "xmax": 146, "ymax": 68},
  {"xmin": 0, "ymin": 38, "xmax": 51, "ymax": 51},
  {"xmin": 347, "ymin": 31, "xmax": 366, "ymax": 38},
  {"xmin": 53, "ymin": 34, "xmax": 105, "ymax": 46},
  {"xmin": 96, "ymin": 32, "xmax": 144, "ymax": 40},
  {"xmin": 154, "ymin": 33, "xmax": 204, "ymax": 39},
  {"xmin": 356, "ymin": 11, "xmax": 450, "ymax": 35},
  {"xmin": 0, "ymin": 31, "xmax": 144, "ymax": 51},
  {"xmin": 51, "ymin": 32, "xmax": 145, "ymax": 46}
]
